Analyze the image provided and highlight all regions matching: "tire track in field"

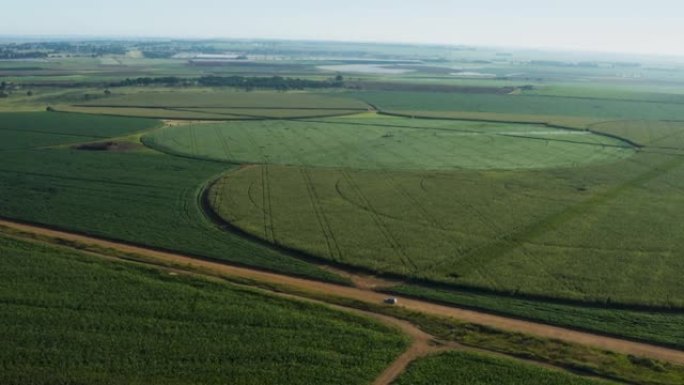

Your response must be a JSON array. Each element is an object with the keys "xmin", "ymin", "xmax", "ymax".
[
  {"xmin": 384, "ymin": 173, "xmax": 446, "ymax": 231},
  {"xmin": 212, "ymin": 125, "xmax": 234, "ymax": 161},
  {"xmin": 188, "ymin": 125, "xmax": 199, "ymax": 157},
  {"xmin": 300, "ymin": 168, "xmax": 344, "ymax": 262},
  {"xmin": 260, "ymin": 164, "xmax": 276, "ymax": 243},
  {"xmin": 332, "ymin": 177, "xmax": 481, "ymax": 242},
  {"xmin": 453, "ymin": 154, "xmax": 684, "ymax": 278},
  {"xmin": 340, "ymin": 170, "xmax": 417, "ymax": 273},
  {"xmin": 250, "ymin": 124, "xmax": 344, "ymax": 258},
  {"xmin": 417, "ymin": 177, "xmax": 584, "ymax": 292}
]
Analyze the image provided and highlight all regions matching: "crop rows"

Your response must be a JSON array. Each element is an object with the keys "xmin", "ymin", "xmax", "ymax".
[
  {"xmin": 210, "ymin": 156, "xmax": 684, "ymax": 308},
  {"xmin": 0, "ymin": 234, "xmax": 407, "ymax": 385},
  {"xmin": 394, "ymin": 351, "xmax": 606, "ymax": 385},
  {"xmin": 144, "ymin": 116, "xmax": 633, "ymax": 170}
]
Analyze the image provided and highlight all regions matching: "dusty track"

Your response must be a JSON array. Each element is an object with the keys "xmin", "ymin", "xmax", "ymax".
[{"xmin": 1, "ymin": 218, "xmax": 684, "ymax": 366}]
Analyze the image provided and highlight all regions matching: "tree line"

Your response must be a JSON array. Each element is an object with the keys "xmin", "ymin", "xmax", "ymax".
[{"xmin": 107, "ymin": 75, "xmax": 345, "ymax": 91}]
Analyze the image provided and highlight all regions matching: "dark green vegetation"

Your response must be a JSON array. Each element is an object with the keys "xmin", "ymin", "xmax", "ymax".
[
  {"xmin": 0, "ymin": 112, "xmax": 342, "ymax": 283},
  {"xmin": 0, "ymin": 234, "xmax": 407, "ymax": 385},
  {"xmin": 146, "ymin": 115, "xmax": 633, "ymax": 170},
  {"xmin": 0, "ymin": 112, "xmax": 157, "ymax": 150},
  {"xmin": 393, "ymin": 351, "xmax": 607, "ymax": 385},
  {"xmin": 107, "ymin": 74, "xmax": 345, "ymax": 90},
  {"xmin": 230, "ymin": 279, "xmax": 684, "ymax": 385}
]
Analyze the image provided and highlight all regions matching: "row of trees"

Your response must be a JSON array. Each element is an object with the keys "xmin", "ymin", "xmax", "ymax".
[{"xmin": 107, "ymin": 75, "xmax": 345, "ymax": 91}]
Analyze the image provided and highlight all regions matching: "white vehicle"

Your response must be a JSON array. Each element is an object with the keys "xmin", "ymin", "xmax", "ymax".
[{"xmin": 384, "ymin": 297, "xmax": 398, "ymax": 305}]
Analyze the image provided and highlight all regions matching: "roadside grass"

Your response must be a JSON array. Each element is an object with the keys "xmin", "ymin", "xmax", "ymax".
[
  {"xmin": 202, "ymin": 276, "xmax": 684, "ymax": 385},
  {"xmin": 387, "ymin": 284, "xmax": 684, "ymax": 350},
  {"xmin": 0, "ymin": 234, "xmax": 407, "ymax": 385},
  {"xmin": 393, "ymin": 351, "xmax": 610, "ymax": 385}
]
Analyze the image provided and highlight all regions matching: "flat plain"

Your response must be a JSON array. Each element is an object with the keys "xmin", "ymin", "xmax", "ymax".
[{"xmin": 3, "ymin": 39, "xmax": 684, "ymax": 385}]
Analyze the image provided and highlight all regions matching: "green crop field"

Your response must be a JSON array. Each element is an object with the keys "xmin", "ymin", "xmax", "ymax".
[
  {"xmin": 196, "ymin": 115, "xmax": 684, "ymax": 308},
  {"xmin": 0, "ymin": 112, "xmax": 342, "ymax": 283},
  {"xmin": 0, "ymin": 234, "xmax": 407, "ymax": 385},
  {"xmin": 60, "ymin": 90, "xmax": 370, "ymax": 119},
  {"xmin": 144, "ymin": 115, "xmax": 634, "ymax": 170},
  {"xmin": 388, "ymin": 284, "xmax": 684, "ymax": 350},
  {"xmin": 5, "ymin": 38, "xmax": 684, "ymax": 385},
  {"xmin": 350, "ymin": 91, "xmax": 684, "ymax": 121},
  {"xmin": 0, "ymin": 112, "xmax": 158, "ymax": 149},
  {"xmin": 208, "ymin": 154, "xmax": 684, "ymax": 307},
  {"xmin": 393, "ymin": 351, "xmax": 607, "ymax": 385}
]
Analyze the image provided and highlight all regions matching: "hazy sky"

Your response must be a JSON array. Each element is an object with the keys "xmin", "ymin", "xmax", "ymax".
[{"xmin": 4, "ymin": 0, "xmax": 684, "ymax": 56}]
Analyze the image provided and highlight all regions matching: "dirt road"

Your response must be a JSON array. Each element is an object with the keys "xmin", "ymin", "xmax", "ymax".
[{"xmin": 2, "ymin": 218, "xmax": 683, "ymax": 366}]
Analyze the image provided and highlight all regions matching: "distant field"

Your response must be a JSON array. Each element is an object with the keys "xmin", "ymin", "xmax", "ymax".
[
  {"xmin": 79, "ymin": 91, "xmax": 369, "ymax": 109},
  {"xmin": 0, "ymin": 235, "xmax": 407, "ymax": 385},
  {"xmin": 351, "ymin": 91, "xmax": 684, "ymax": 120},
  {"xmin": 58, "ymin": 105, "xmax": 364, "ymax": 120},
  {"xmin": 394, "ymin": 351, "xmax": 606, "ymax": 385},
  {"xmin": 61, "ymin": 90, "xmax": 369, "ymax": 119},
  {"xmin": 144, "ymin": 115, "xmax": 634, "ymax": 170}
]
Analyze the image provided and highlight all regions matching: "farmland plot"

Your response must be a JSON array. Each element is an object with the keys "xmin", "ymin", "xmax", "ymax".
[
  {"xmin": 209, "ymin": 150, "xmax": 684, "ymax": 306},
  {"xmin": 0, "ymin": 235, "xmax": 407, "ymax": 385},
  {"xmin": 65, "ymin": 90, "xmax": 369, "ymax": 119},
  {"xmin": 144, "ymin": 115, "xmax": 634, "ymax": 170},
  {"xmin": 0, "ymin": 112, "xmax": 341, "ymax": 283}
]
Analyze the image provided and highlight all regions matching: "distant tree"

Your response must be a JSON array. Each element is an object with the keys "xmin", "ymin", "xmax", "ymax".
[
  {"xmin": 0, "ymin": 81, "xmax": 6, "ymax": 90},
  {"xmin": 335, "ymin": 74, "xmax": 344, "ymax": 82},
  {"xmin": 104, "ymin": 89, "xmax": 112, "ymax": 96},
  {"xmin": 0, "ymin": 91, "xmax": 8, "ymax": 98},
  {"xmin": 46, "ymin": 106, "xmax": 55, "ymax": 112},
  {"xmin": 26, "ymin": 90, "xmax": 33, "ymax": 97}
]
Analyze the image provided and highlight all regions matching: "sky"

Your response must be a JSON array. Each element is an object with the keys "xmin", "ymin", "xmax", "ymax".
[{"xmin": 3, "ymin": 0, "xmax": 684, "ymax": 56}]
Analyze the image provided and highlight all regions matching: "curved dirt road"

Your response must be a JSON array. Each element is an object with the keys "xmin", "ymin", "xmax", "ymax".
[{"xmin": 2, "ymin": 218, "xmax": 683, "ymax": 366}]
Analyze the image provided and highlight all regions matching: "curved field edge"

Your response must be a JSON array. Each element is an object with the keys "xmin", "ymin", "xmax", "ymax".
[
  {"xmin": 141, "ymin": 116, "xmax": 635, "ymax": 171},
  {"xmin": 207, "ymin": 163, "xmax": 684, "ymax": 308},
  {"xmin": 0, "ymin": 112, "xmax": 346, "ymax": 284},
  {"xmin": 203, "ymin": 164, "xmax": 684, "ymax": 349},
  {"xmin": 376, "ymin": 110, "xmax": 643, "ymax": 148},
  {"xmin": 0, "ymin": 234, "xmax": 408, "ymax": 385},
  {"xmin": 392, "ymin": 351, "xmax": 610, "ymax": 385},
  {"xmin": 54, "ymin": 105, "xmax": 369, "ymax": 120}
]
